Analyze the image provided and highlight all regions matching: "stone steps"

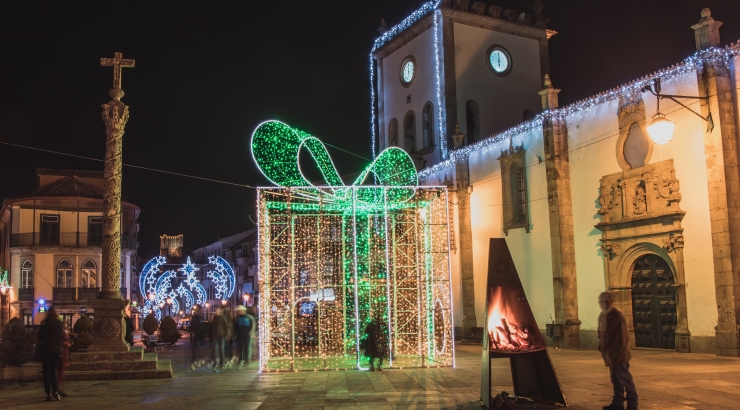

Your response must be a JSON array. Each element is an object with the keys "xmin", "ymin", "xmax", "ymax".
[
  {"xmin": 67, "ymin": 355, "xmax": 158, "ymax": 372},
  {"xmin": 64, "ymin": 359, "xmax": 172, "ymax": 381},
  {"xmin": 63, "ymin": 346, "xmax": 172, "ymax": 381},
  {"xmin": 70, "ymin": 347, "xmax": 145, "ymax": 362}
]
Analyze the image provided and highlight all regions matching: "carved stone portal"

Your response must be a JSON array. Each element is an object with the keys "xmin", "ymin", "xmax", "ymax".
[{"xmin": 595, "ymin": 159, "xmax": 690, "ymax": 352}]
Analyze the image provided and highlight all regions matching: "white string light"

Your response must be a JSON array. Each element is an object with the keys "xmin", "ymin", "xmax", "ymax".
[{"xmin": 419, "ymin": 46, "xmax": 740, "ymax": 178}]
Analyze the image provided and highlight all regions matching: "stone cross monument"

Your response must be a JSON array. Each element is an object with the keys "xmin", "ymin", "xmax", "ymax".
[{"xmin": 88, "ymin": 52, "xmax": 135, "ymax": 353}]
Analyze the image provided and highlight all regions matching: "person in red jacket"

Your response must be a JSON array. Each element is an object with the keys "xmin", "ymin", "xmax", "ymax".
[{"xmin": 598, "ymin": 292, "xmax": 638, "ymax": 410}]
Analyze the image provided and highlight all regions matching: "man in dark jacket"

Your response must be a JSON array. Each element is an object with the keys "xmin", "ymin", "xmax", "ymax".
[
  {"xmin": 235, "ymin": 305, "xmax": 252, "ymax": 366},
  {"xmin": 190, "ymin": 309, "xmax": 203, "ymax": 364},
  {"xmin": 37, "ymin": 307, "xmax": 64, "ymax": 401},
  {"xmin": 598, "ymin": 292, "xmax": 638, "ymax": 410},
  {"xmin": 210, "ymin": 307, "xmax": 228, "ymax": 369}
]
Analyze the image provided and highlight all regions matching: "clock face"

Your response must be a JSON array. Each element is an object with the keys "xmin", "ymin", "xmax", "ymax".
[
  {"xmin": 401, "ymin": 57, "xmax": 415, "ymax": 85},
  {"xmin": 487, "ymin": 47, "xmax": 511, "ymax": 76}
]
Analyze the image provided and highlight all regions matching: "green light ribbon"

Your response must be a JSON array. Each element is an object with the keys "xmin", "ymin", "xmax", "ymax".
[{"xmin": 251, "ymin": 120, "xmax": 418, "ymax": 205}]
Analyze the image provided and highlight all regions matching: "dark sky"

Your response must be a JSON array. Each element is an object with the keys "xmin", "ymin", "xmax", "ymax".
[{"xmin": 1, "ymin": 0, "xmax": 738, "ymax": 258}]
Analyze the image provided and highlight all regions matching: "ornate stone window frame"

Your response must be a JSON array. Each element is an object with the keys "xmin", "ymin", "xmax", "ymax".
[
  {"xmin": 498, "ymin": 142, "xmax": 529, "ymax": 235},
  {"xmin": 616, "ymin": 96, "xmax": 653, "ymax": 171}
]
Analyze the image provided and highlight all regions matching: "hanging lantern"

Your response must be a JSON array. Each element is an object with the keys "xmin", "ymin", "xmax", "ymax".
[{"xmin": 646, "ymin": 112, "xmax": 675, "ymax": 145}]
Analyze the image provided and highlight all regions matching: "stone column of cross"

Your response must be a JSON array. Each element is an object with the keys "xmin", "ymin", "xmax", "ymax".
[{"xmin": 89, "ymin": 52, "xmax": 135, "ymax": 353}]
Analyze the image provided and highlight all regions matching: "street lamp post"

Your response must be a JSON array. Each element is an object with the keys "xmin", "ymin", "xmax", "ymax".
[{"xmin": 166, "ymin": 297, "xmax": 173, "ymax": 317}]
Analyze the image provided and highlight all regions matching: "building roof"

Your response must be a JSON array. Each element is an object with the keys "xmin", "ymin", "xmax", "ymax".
[
  {"xmin": 192, "ymin": 229, "xmax": 257, "ymax": 253},
  {"xmin": 6, "ymin": 175, "xmax": 103, "ymax": 202},
  {"xmin": 36, "ymin": 168, "xmax": 104, "ymax": 179}
]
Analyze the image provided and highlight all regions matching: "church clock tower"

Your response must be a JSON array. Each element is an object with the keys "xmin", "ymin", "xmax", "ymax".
[{"xmin": 371, "ymin": 0, "xmax": 555, "ymax": 169}]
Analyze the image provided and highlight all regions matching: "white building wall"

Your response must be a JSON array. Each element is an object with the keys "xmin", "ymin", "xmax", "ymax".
[
  {"xmin": 466, "ymin": 127, "xmax": 554, "ymax": 328},
  {"xmin": 381, "ymin": 27, "xmax": 438, "ymax": 158},
  {"xmin": 453, "ymin": 23, "xmax": 542, "ymax": 139},
  {"xmin": 564, "ymin": 71, "xmax": 716, "ymax": 337}
]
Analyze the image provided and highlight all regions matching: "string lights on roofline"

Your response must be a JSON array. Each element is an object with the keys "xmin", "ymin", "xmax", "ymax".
[{"xmin": 418, "ymin": 46, "xmax": 740, "ymax": 179}]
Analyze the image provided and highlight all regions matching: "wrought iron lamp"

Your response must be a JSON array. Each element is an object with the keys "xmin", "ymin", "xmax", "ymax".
[{"xmin": 642, "ymin": 78, "xmax": 714, "ymax": 144}]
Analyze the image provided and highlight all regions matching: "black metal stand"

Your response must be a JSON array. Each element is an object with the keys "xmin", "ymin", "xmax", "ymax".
[
  {"xmin": 480, "ymin": 239, "xmax": 567, "ymax": 407},
  {"xmin": 481, "ymin": 348, "xmax": 567, "ymax": 407}
]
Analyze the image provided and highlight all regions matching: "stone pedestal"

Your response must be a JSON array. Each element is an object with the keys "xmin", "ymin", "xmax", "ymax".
[{"xmin": 87, "ymin": 298, "xmax": 129, "ymax": 353}]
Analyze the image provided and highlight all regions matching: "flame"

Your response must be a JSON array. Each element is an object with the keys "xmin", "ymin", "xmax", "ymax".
[{"xmin": 487, "ymin": 287, "xmax": 537, "ymax": 353}]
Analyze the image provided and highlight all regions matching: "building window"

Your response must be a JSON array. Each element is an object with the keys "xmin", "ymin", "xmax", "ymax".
[
  {"xmin": 88, "ymin": 216, "xmax": 103, "ymax": 246},
  {"xmin": 40, "ymin": 214, "xmax": 60, "ymax": 246},
  {"xmin": 56, "ymin": 259, "xmax": 73, "ymax": 288},
  {"xmin": 21, "ymin": 260, "xmax": 33, "ymax": 288},
  {"xmin": 498, "ymin": 144, "xmax": 529, "ymax": 235},
  {"xmin": 388, "ymin": 118, "xmax": 398, "ymax": 148},
  {"xmin": 404, "ymin": 111, "xmax": 416, "ymax": 153},
  {"xmin": 465, "ymin": 100, "xmax": 480, "ymax": 144},
  {"xmin": 120, "ymin": 261, "xmax": 125, "ymax": 288},
  {"xmin": 513, "ymin": 165, "xmax": 527, "ymax": 223},
  {"xmin": 81, "ymin": 259, "xmax": 97, "ymax": 288},
  {"xmin": 422, "ymin": 102, "xmax": 434, "ymax": 149}
]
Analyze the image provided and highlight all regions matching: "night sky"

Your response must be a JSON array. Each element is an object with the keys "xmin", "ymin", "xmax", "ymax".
[{"xmin": 1, "ymin": 0, "xmax": 738, "ymax": 258}]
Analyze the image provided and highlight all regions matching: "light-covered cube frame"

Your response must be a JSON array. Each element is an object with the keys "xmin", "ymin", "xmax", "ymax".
[{"xmin": 257, "ymin": 186, "xmax": 454, "ymax": 371}]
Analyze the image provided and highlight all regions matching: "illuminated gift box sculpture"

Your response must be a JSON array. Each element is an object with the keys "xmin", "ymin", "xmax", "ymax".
[{"xmin": 253, "ymin": 121, "xmax": 454, "ymax": 371}]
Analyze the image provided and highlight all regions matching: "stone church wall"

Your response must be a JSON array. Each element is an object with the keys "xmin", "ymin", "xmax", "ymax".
[
  {"xmin": 453, "ymin": 23, "xmax": 542, "ymax": 137},
  {"xmin": 380, "ymin": 27, "xmax": 437, "ymax": 158}
]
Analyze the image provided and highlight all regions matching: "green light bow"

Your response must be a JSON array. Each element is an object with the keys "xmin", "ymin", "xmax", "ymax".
[{"xmin": 251, "ymin": 120, "xmax": 418, "ymax": 204}]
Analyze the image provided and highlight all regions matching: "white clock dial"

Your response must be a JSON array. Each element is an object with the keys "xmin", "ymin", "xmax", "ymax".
[
  {"xmin": 401, "ymin": 58, "xmax": 415, "ymax": 85},
  {"xmin": 489, "ymin": 49, "xmax": 509, "ymax": 73}
]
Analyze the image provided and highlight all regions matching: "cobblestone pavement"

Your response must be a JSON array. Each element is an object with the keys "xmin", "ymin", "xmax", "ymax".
[{"xmin": 2, "ymin": 338, "xmax": 740, "ymax": 409}]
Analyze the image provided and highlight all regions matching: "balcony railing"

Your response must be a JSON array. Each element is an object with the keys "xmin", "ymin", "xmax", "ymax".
[
  {"xmin": 78, "ymin": 287, "xmax": 100, "ymax": 299},
  {"xmin": 18, "ymin": 287, "xmax": 34, "ymax": 301},
  {"xmin": 53, "ymin": 287, "xmax": 77, "ymax": 301},
  {"xmin": 10, "ymin": 232, "xmax": 137, "ymax": 249}
]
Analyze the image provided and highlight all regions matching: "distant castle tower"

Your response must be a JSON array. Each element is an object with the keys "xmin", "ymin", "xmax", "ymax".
[{"xmin": 160, "ymin": 234, "xmax": 183, "ymax": 257}]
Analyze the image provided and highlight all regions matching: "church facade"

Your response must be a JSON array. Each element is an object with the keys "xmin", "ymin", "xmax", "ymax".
[{"xmin": 372, "ymin": 1, "xmax": 740, "ymax": 356}]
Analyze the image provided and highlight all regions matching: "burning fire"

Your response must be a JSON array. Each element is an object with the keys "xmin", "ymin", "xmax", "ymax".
[{"xmin": 487, "ymin": 286, "xmax": 543, "ymax": 353}]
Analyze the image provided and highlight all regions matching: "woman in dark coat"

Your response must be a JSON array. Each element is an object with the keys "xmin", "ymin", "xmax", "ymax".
[
  {"xmin": 124, "ymin": 302, "xmax": 135, "ymax": 347},
  {"xmin": 37, "ymin": 307, "xmax": 64, "ymax": 401},
  {"xmin": 364, "ymin": 316, "xmax": 386, "ymax": 371}
]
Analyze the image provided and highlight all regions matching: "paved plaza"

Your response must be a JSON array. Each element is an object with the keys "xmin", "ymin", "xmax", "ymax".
[{"xmin": 2, "ymin": 340, "xmax": 740, "ymax": 409}]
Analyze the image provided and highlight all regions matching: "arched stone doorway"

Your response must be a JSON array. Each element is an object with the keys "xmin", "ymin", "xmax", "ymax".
[{"xmin": 631, "ymin": 254, "xmax": 678, "ymax": 349}]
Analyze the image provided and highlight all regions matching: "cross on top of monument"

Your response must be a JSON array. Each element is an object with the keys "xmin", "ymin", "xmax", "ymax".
[{"xmin": 101, "ymin": 52, "xmax": 135, "ymax": 91}]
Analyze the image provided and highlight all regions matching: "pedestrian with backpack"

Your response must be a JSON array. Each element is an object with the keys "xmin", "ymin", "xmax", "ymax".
[{"xmin": 235, "ymin": 305, "xmax": 253, "ymax": 366}]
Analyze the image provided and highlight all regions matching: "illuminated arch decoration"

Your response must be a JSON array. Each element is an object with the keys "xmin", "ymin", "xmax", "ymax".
[
  {"xmin": 253, "ymin": 120, "xmax": 454, "ymax": 372},
  {"xmin": 140, "ymin": 256, "xmax": 166, "ymax": 297},
  {"xmin": 206, "ymin": 256, "xmax": 236, "ymax": 301},
  {"xmin": 139, "ymin": 256, "xmax": 218, "ymax": 319},
  {"xmin": 176, "ymin": 284, "xmax": 194, "ymax": 311}
]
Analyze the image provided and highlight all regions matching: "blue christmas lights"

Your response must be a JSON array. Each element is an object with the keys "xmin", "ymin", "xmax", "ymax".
[
  {"xmin": 207, "ymin": 256, "xmax": 236, "ymax": 301},
  {"xmin": 140, "ymin": 255, "xmax": 234, "ymax": 319}
]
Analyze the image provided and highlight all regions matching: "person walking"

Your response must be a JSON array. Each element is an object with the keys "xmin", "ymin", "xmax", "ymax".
[
  {"xmin": 190, "ymin": 308, "xmax": 203, "ymax": 364},
  {"xmin": 225, "ymin": 308, "xmax": 235, "ymax": 363},
  {"xmin": 56, "ymin": 325, "xmax": 72, "ymax": 397},
  {"xmin": 36, "ymin": 307, "xmax": 64, "ymax": 401},
  {"xmin": 246, "ymin": 307, "xmax": 257, "ymax": 363},
  {"xmin": 124, "ymin": 302, "xmax": 135, "ymax": 347},
  {"xmin": 598, "ymin": 292, "xmax": 638, "ymax": 410},
  {"xmin": 210, "ymin": 307, "xmax": 228, "ymax": 370},
  {"xmin": 235, "ymin": 305, "xmax": 253, "ymax": 366},
  {"xmin": 363, "ymin": 315, "xmax": 385, "ymax": 371}
]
